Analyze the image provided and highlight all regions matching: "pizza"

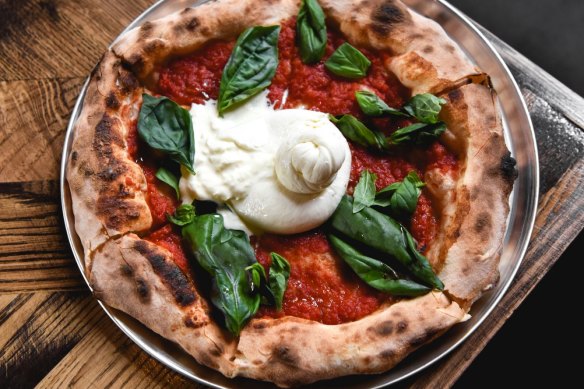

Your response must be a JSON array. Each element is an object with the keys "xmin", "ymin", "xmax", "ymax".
[{"xmin": 66, "ymin": 0, "xmax": 517, "ymax": 386}]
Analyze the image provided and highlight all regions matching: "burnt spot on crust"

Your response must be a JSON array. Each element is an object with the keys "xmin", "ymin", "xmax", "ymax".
[
  {"xmin": 380, "ymin": 348, "xmax": 394, "ymax": 359},
  {"xmin": 136, "ymin": 278, "xmax": 150, "ymax": 299},
  {"xmin": 144, "ymin": 40, "xmax": 165, "ymax": 55},
  {"xmin": 117, "ymin": 69, "xmax": 139, "ymax": 95},
  {"xmin": 71, "ymin": 151, "xmax": 78, "ymax": 163},
  {"xmin": 447, "ymin": 88, "xmax": 463, "ymax": 104},
  {"xmin": 120, "ymin": 264, "xmax": 133, "ymax": 276},
  {"xmin": 273, "ymin": 346, "xmax": 298, "ymax": 366},
  {"xmin": 375, "ymin": 320, "xmax": 395, "ymax": 336},
  {"xmin": 139, "ymin": 21, "xmax": 154, "ymax": 39},
  {"xmin": 474, "ymin": 212, "xmax": 492, "ymax": 234},
  {"xmin": 422, "ymin": 45, "xmax": 434, "ymax": 54},
  {"xmin": 396, "ymin": 320, "xmax": 408, "ymax": 333},
  {"xmin": 126, "ymin": 53, "xmax": 146, "ymax": 75},
  {"xmin": 134, "ymin": 240, "xmax": 196, "ymax": 307},
  {"xmin": 370, "ymin": 1, "xmax": 406, "ymax": 36},
  {"xmin": 105, "ymin": 91, "xmax": 120, "ymax": 109},
  {"xmin": 252, "ymin": 321, "xmax": 268, "ymax": 331},
  {"xmin": 410, "ymin": 326, "xmax": 443, "ymax": 347},
  {"xmin": 500, "ymin": 152, "xmax": 518, "ymax": 183},
  {"xmin": 97, "ymin": 196, "xmax": 141, "ymax": 229},
  {"xmin": 184, "ymin": 316, "xmax": 206, "ymax": 329},
  {"xmin": 173, "ymin": 15, "xmax": 200, "ymax": 33}
]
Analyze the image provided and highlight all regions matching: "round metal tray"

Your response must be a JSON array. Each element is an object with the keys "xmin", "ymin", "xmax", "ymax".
[{"xmin": 60, "ymin": 0, "xmax": 539, "ymax": 387}]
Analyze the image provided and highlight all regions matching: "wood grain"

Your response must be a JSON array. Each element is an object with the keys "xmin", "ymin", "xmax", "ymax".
[
  {"xmin": 37, "ymin": 314, "xmax": 197, "ymax": 389},
  {"xmin": 0, "ymin": 292, "xmax": 100, "ymax": 388},
  {"xmin": 0, "ymin": 0, "xmax": 155, "ymax": 80},
  {"xmin": 0, "ymin": 180, "xmax": 84, "ymax": 293},
  {"xmin": 0, "ymin": 78, "xmax": 83, "ymax": 182}
]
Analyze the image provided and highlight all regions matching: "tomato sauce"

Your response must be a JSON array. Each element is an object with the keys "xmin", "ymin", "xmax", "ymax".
[
  {"xmin": 254, "ymin": 231, "xmax": 392, "ymax": 324},
  {"xmin": 146, "ymin": 18, "xmax": 459, "ymax": 324}
]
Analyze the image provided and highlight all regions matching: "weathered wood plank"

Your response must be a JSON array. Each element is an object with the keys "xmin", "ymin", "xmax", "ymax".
[
  {"xmin": 480, "ymin": 26, "xmax": 584, "ymax": 129},
  {"xmin": 0, "ymin": 181, "xmax": 84, "ymax": 293},
  {"xmin": 38, "ymin": 313, "xmax": 198, "ymax": 389},
  {"xmin": 411, "ymin": 159, "xmax": 584, "ymax": 388},
  {"xmin": 0, "ymin": 0, "xmax": 155, "ymax": 81},
  {"xmin": 0, "ymin": 292, "xmax": 102, "ymax": 388},
  {"xmin": 0, "ymin": 78, "xmax": 83, "ymax": 182}
]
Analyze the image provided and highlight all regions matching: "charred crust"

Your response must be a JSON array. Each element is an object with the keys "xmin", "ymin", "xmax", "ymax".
[
  {"xmin": 127, "ymin": 53, "xmax": 146, "ymax": 75},
  {"xmin": 410, "ymin": 326, "xmax": 442, "ymax": 347},
  {"xmin": 136, "ymin": 278, "xmax": 150, "ymax": 299},
  {"xmin": 96, "ymin": 196, "xmax": 140, "ymax": 229},
  {"xmin": 396, "ymin": 320, "xmax": 408, "ymax": 333},
  {"xmin": 71, "ymin": 151, "xmax": 78, "ymax": 162},
  {"xmin": 273, "ymin": 346, "xmax": 298, "ymax": 365},
  {"xmin": 500, "ymin": 152, "xmax": 518, "ymax": 183},
  {"xmin": 370, "ymin": 1, "xmax": 406, "ymax": 36},
  {"xmin": 422, "ymin": 45, "xmax": 434, "ymax": 54},
  {"xmin": 117, "ymin": 71, "xmax": 139, "ymax": 94},
  {"xmin": 144, "ymin": 40, "xmax": 164, "ymax": 54},
  {"xmin": 380, "ymin": 349, "xmax": 394, "ymax": 359},
  {"xmin": 184, "ymin": 316, "xmax": 206, "ymax": 328},
  {"xmin": 474, "ymin": 212, "xmax": 492, "ymax": 234},
  {"xmin": 120, "ymin": 264, "xmax": 133, "ymax": 276},
  {"xmin": 140, "ymin": 21, "xmax": 154, "ymax": 39},
  {"xmin": 376, "ymin": 320, "xmax": 394, "ymax": 336},
  {"xmin": 447, "ymin": 88, "xmax": 463, "ymax": 103},
  {"xmin": 134, "ymin": 240, "xmax": 196, "ymax": 307},
  {"xmin": 105, "ymin": 92, "xmax": 120, "ymax": 109},
  {"xmin": 252, "ymin": 321, "xmax": 268, "ymax": 331}
]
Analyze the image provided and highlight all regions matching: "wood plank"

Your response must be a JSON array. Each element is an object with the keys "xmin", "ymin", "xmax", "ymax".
[
  {"xmin": 38, "ymin": 313, "xmax": 198, "ymax": 389},
  {"xmin": 480, "ymin": 26, "xmax": 584, "ymax": 129},
  {"xmin": 0, "ymin": 78, "xmax": 83, "ymax": 183},
  {"xmin": 410, "ymin": 158, "xmax": 584, "ymax": 388},
  {"xmin": 0, "ymin": 291, "xmax": 102, "ymax": 388},
  {"xmin": 0, "ymin": 0, "xmax": 155, "ymax": 81},
  {"xmin": 0, "ymin": 181, "xmax": 85, "ymax": 293}
]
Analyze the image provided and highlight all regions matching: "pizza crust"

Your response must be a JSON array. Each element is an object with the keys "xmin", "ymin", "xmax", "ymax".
[{"xmin": 66, "ymin": 0, "xmax": 515, "ymax": 386}]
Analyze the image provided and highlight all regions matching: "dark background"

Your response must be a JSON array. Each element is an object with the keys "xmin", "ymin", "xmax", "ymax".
[{"xmin": 446, "ymin": 0, "xmax": 582, "ymax": 386}]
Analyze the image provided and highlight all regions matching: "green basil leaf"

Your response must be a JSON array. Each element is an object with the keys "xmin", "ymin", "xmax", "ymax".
[
  {"xmin": 355, "ymin": 90, "xmax": 406, "ymax": 117},
  {"xmin": 182, "ymin": 214, "xmax": 259, "ymax": 335},
  {"xmin": 325, "ymin": 42, "xmax": 371, "ymax": 79},
  {"xmin": 138, "ymin": 94, "xmax": 195, "ymax": 172},
  {"xmin": 329, "ymin": 235, "xmax": 430, "ymax": 296},
  {"xmin": 167, "ymin": 204, "xmax": 196, "ymax": 226},
  {"xmin": 330, "ymin": 195, "xmax": 443, "ymax": 289},
  {"xmin": 353, "ymin": 169, "xmax": 377, "ymax": 213},
  {"xmin": 387, "ymin": 122, "xmax": 446, "ymax": 146},
  {"xmin": 329, "ymin": 114, "xmax": 388, "ymax": 151},
  {"xmin": 245, "ymin": 262, "xmax": 267, "ymax": 294},
  {"xmin": 374, "ymin": 171, "xmax": 425, "ymax": 216},
  {"xmin": 403, "ymin": 93, "xmax": 447, "ymax": 124},
  {"xmin": 268, "ymin": 252, "xmax": 290, "ymax": 311},
  {"xmin": 297, "ymin": 0, "xmax": 327, "ymax": 64},
  {"xmin": 217, "ymin": 26, "xmax": 280, "ymax": 115},
  {"xmin": 155, "ymin": 167, "xmax": 180, "ymax": 198},
  {"xmin": 403, "ymin": 228, "xmax": 443, "ymax": 290}
]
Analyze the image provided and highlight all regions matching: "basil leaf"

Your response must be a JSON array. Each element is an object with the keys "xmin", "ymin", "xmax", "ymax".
[
  {"xmin": 403, "ymin": 227, "xmax": 443, "ymax": 290},
  {"xmin": 403, "ymin": 93, "xmax": 447, "ymax": 124},
  {"xmin": 387, "ymin": 122, "xmax": 446, "ymax": 146},
  {"xmin": 329, "ymin": 235, "xmax": 430, "ymax": 296},
  {"xmin": 355, "ymin": 90, "xmax": 406, "ymax": 117},
  {"xmin": 353, "ymin": 170, "xmax": 377, "ymax": 213},
  {"xmin": 155, "ymin": 167, "xmax": 180, "ymax": 198},
  {"xmin": 297, "ymin": 0, "xmax": 327, "ymax": 64},
  {"xmin": 325, "ymin": 43, "xmax": 371, "ymax": 79},
  {"xmin": 374, "ymin": 171, "xmax": 425, "ymax": 216},
  {"xmin": 330, "ymin": 196, "xmax": 443, "ymax": 289},
  {"xmin": 138, "ymin": 94, "xmax": 195, "ymax": 172},
  {"xmin": 167, "ymin": 204, "xmax": 196, "ymax": 226},
  {"xmin": 182, "ymin": 214, "xmax": 259, "ymax": 335},
  {"xmin": 268, "ymin": 252, "xmax": 290, "ymax": 311},
  {"xmin": 245, "ymin": 262, "xmax": 267, "ymax": 294},
  {"xmin": 217, "ymin": 26, "xmax": 280, "ymax": 115},
  {"xmin": 329, "ymin": 114, "xmax": 388, "ymax": 151}
]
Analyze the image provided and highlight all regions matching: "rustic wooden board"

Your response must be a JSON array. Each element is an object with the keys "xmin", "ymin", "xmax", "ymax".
[{"xmin": 0, "ymin": 1, "xmax": 582, "ymax": 388}]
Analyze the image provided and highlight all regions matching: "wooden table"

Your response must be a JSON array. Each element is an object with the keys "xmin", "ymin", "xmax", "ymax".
[{"xmin": 1, "ymin": 1, "xmax": 582, "ymax": 387}]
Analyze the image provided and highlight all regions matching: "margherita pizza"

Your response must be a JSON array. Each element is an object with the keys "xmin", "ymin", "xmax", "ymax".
[{"xmin": 66, "ymin": 0, "xmax": 517, "ymax": 386}]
